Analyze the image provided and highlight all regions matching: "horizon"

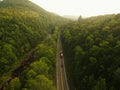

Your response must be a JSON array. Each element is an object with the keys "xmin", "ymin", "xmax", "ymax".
[{"xmin": 30, "ymin": 0, "xmax": 120, "ymax": 17}]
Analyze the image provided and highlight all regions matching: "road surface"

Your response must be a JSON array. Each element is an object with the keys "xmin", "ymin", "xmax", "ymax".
[{"xmin": 56, "ymin": 31, "xmax": 69, "ymax": 90}]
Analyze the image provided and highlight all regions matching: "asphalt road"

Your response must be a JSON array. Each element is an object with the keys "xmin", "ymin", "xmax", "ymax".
[{"xmin": 56, "ymin": 31, "xmax": 69, "ymax": 90}]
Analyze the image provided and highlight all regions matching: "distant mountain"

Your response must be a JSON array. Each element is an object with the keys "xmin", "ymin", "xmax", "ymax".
[{"xmin": 63, "ymin": 15, "xmax": 79, "ymax": 20}]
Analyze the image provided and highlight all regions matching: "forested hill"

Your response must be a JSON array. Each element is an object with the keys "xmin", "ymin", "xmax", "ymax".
[
  {"xmin": 61, "ymin": 14, "xmax": 120, "ymax": 90},
  {"xmin": 1, "ymin": 0, "xmax": 120, "ymax": 90},
  {"xmin": 0, "ymin": 0, "xmax": 68, "ymax": 89}
]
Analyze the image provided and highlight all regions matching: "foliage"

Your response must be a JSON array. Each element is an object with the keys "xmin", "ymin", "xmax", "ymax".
[
  {"xmin": 61, "ymin": 14, "xmax": 120, "ymax": 90},
  {"xmin": 6, "ymin": 77, "xmax": 21, "ymax": 90},
  {"xmin": 0, "ymin": 0, "xmax": 68, "ymax": 89}
]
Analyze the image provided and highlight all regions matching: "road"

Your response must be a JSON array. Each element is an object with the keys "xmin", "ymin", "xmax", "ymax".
[{"xmin": 56, "ymin": 31, "xmax": 69, "ymax": 90}]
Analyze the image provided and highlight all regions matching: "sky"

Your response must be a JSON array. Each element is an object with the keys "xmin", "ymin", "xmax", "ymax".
[{"xmin": 30, "ymin": 0, "xmax": 120, "ymax": 17}]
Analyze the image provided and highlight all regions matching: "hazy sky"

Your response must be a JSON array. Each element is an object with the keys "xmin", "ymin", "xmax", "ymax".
[{"xmin": 30, "ymin": 0, "xmax": 120, "ymax": 17}]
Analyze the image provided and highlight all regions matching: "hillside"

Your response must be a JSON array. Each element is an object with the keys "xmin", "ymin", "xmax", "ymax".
[
  {"xmin": 1, "ymin": 0, "xmax": 120, "ymax": 90},
  {"xmin": 0, "ymin": 0, "xmax": 68, "ymax": 89},
  {"xmin": 61, "ymin": 14, "xmax": 120, "ymax": 90}
]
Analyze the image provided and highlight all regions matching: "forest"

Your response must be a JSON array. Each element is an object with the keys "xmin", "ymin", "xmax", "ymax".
[
  {"xmin": 61, "ymin": 14, "xmax": 120, "ymax": 90},
  {"xmin": 0, "ymin": 0, "xmax": 68, "ymax": 89},
  {"xmin": 1, "ymin": 0, "xmax": 120, "ymax": 90}
]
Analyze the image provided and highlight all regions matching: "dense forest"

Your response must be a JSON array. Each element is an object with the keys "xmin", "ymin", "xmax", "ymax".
[
  {"xmin": 1, "ymin": 0, "xmax": 120, "ymax": 90},
  {"xmin": 61, "ymin": 14, "xmax": 120, "ymax": 90},
  {"xmin": 0, "ymin": 0, "xmax": 68, "ymax": 89}
]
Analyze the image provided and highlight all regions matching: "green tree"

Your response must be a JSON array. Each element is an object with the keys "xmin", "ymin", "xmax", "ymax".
[
  {"xmin": 7, "ymin": 77, "xmax": 21, "ymax": 90},
  {"xmin": 93, "ymin": 77, "xmax": 106, "ymax": 90},
  {"xmin": 25, "ymin": 75, "xmax": 56, "ymax": 90}
]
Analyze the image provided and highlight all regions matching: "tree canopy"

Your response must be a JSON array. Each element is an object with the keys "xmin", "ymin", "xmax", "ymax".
[{"xmin": 61, "ymin": 14, "xmax": 120, "ymax": 90}]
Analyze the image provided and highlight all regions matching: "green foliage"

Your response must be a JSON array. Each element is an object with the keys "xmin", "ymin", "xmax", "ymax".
[
  {"xmin": 93, "ymin": 77, "xmax": 106, "ymax": 90},
  {"xmin": 24, "ymin": 60, "xmax": 55, "ymax": 90},
  {"xmin": 30, "ymin": 60, "xmax": 49, "ymax": 76},
  {"xmin": 20, "ymin": 35, "xmax": 57, "ymax": 90},
  {"xmin": 7, "ymin": 77, "xmax": 21, "ymax": 90},
  {"xmin": 25, "ymin": 75, "xmax": 56, "ymax": 90},
  {"xmin": 0, "ymin": 0, "xmax": 68, "ymax": 89},
  {"xmin": 61, "ymin": 14, "xmax": 120, "ymax": 89}
]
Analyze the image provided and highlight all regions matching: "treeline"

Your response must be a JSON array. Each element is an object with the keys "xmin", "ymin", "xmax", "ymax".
[
  {"xmin": 61, "ymin": 14, "xmax": 120, "ymax": 90},
  {"xmin": 0, "ymin": 0, "xmax": 67, "ymax": 89}
]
